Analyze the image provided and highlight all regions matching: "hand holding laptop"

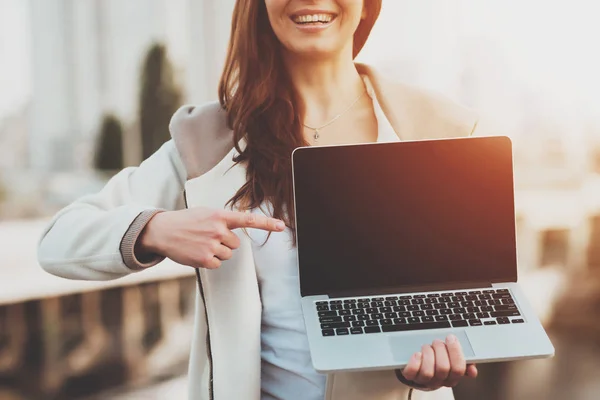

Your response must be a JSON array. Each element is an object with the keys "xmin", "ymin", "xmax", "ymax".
[{"xmin": 399, "ymin": 334, "xmax": 477, "ymax": 390}]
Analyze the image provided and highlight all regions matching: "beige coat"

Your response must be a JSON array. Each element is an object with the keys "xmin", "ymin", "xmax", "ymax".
[{"xmin": 38, "ymin": 63, "xmax": 482, "ymax": 400}]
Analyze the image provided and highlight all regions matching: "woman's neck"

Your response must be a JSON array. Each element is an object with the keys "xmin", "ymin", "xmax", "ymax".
[{"xmin": 283, "ymin": 50, "xmax": 366, "ymax": 127}]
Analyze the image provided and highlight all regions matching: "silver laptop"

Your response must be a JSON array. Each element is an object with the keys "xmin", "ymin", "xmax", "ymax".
[{"xmin": 291, "ymin": 136, "xmax": 554, "ymax": 373}]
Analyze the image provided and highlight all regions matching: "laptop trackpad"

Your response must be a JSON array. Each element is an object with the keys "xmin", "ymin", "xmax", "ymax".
[{"xmin": 389, "ymin": 331, "xmax": 475, "ymax": 362}]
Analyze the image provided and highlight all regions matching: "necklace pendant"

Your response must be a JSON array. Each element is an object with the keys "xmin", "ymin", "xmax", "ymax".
[{"xmin": 314, "ymin": 129, "xmax": 319, "ymax": 141}]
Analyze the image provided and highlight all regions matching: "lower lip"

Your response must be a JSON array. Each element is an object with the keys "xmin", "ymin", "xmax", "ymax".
[{"xmin": 292, "ymin": 18, "xmax": 336, "ymax": 32}]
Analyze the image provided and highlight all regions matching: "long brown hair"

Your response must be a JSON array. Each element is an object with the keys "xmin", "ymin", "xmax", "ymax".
[{"xmin": 219, "ymin": 0, "xmax": 382, "ymax": 244}]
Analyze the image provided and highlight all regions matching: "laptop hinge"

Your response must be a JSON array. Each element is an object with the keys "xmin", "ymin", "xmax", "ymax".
[{"xmin": 326, "ymin": 282, "xmax": 493, "ymax": 299}]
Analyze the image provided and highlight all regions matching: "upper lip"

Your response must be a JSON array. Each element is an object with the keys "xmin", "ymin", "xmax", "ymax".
[{"xmin": 290, "ymin": 9, "xmax": 338, "ymax": 18}]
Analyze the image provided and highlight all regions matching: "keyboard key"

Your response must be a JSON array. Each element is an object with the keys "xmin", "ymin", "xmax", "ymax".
[
  {"xmin": 412, "ymin": 299, "xmax": 425, "ymax": 305},
  {"xmin": 393, "ymin": 306, "xmax": 407, "ymax": 312},
  {"xmin": 497, "ymin": 317, "xmax": 510, "ymax": 324},
  {"xmin": 320, "ymin": 316, "xmax": 342, "ymax": 323},
  {"xmin": 343, "ymin": 316, "xmax": 357, "ymax": 322},
  {"xmin": 479, "ymin": 294, "xmax": 492, "ymax": 300},
  {"xmin": 385, "ymin": 312, "xmax": 397, "ymax": 319},
  {"xmin": 366, "ymin": 320, "xmax": 379, "ymax": 326},
  {"xmin": 372, "ymin": 313, "xmax": 384, "ymax": 320},
  {"xmin": 475, "ymin": 300, "xmax": 487, "ymax": 306},
  {"xmin": 352, "ymin": 321, "xmax": 365, "ymax": 327},
  {"xmin": 364, "ymin": 326, "xmax": 381, "ymax": 333},
  {"xmin": 448, "ymin": 302, "xmax": 460, "ymax": 308},
  {"xmin": 316, "ymin": 301, "xmax": 329, "ymax": 306},
  {"xmin": 435, "ymin": 315, "xmax": 448, "ymax": 321},
  {"xmin": 497, "ymin": 289, "xmax": 509, "ymax": 293},
  {"xmin": 352, "ymin": 309, "xmax": 365, "ymax": 315},
  {"xmin": 385, "ymin": 296, "xmax": 398, "ymax": 300},
  {"xmin": 452, "ymin": 296, "xmax": 465, "ymax": 302},
  {"xmin": 414, "ymin": 295, "xmax": 426, "ymax": 299},
  {"xmin": 456, "ymin": 292, "xmax": 468, "ymax": 295},
  {"xmin": 425, "ymin": 298, "xmax": 438, "ymax": 304},
  {"xmin": 466, "ymin": 307, "xmax": 479, "ymax": 313},
  {"xmin": 330, "ymin": 300, "xmax": 342, "ymax": 304},
  {"xmin": 339, "ymin": 310, "xmax": 351, "ymax": 316},
  {"xmin": 453, "ymin": 308, "xmax": 466, "ymax": 314},
  {"xmin": 441, "ymin": 292, "xmax": 453, "ymax": 296},
  {"xmin": 384, "ymin": 301, "xmax": 397, "ymax": 307},
  {"xmin": 337, "ymin": 328, "xmax": 350, "ymax": 335},
  {"xmin": 449, "ymin": 315, "xmax": 463, "ymax": 321},
  {"xmin": 344, "ymin": 299, "xmax": 357, "ymax": 303},
  {"xmin": 321, "ymin": 322, "xmax": 350, "ymax": 329},
  {"xmin": 477, "ymin": 312, "xmax": 490, "ymax": 319},
  {"xmin": 464, "ymin": 313, "xmax": 476, "ymax": 320},
  {"xmin": 495, "ymin": 305, "xmax": 518, "ymax": 312},
  {"xmin": 493, "ymin": 293, "xmax": 511, "ymax": 299},
  {"xmin": 421, "ymin": 304, "xmax": 433, "ymax": 310},
  {"xmin": 357, "ymin": 302, "xmax": 369, "ymax": 308},
  {"xmin": 451, "ymin": 320, "xmax": 469, "ymax": 327},
  {"xmin": 491, "ymin": 311, "xmax": 520, "ymax": 318},
  {"xmin": 399, "ymin": 295, "xmax": 412, "ymax": 300},
  {"xmin": 440, "ymin": 309, "xmax": 453, "ymax": 315},
  {"xmin": 408, "ymin": 317, "xmax": 421, "ymax": 323},
  {"xmin": 413, "ymin": 311, "xmax": 425, "ymax": 317},
  {"xmin": 318, "ymin": 311, "xmax": 337, "ymax": 317},
  {"xmin": 407, "ymin": 305, "xmax": 419, "ymax": 311},
  {"xmin": 512, "ymin": 319, "xmax": 525, "ymax": 323},
  {"xmin": 331, "ymin": 304, "xmax": 343, "ymax": 310},
  {"xmin": 398, "ymin": 300, "xmax": 411, "ymax": 306},
  {"xmin": 322, "ymin": 329, "xmax": 335, "ymax": 336},
  {"xmin": 469, "ymin": 319, "xmax": 483, "ymax": 326},
  {"xmin": 357, "ymin": 298, "xmax": 370, "ymax": 303},
  {"xmin": 426, "ymin": 310, "xmax": 439, "ymax": 316},
  {"xmin": 502, "ymin": 298, "xmax": 515, "ymax": 305},
  {"xmin": 394, "ymin": 318, "xmax": 407, "ymax": 324},
  {"xmin": 344, "ymin": 303, "xmax": 357, "ymax": 309},
  {"xmin": 468, "ymin": 291, "xmax": 481, "ymax": 295},
  {"xmin": 381, "ymin": 321, "xmax": 451, "ymax": 332},
  {"xmin": 434, "ymin": 303, "xmax": 447, "ymax": 309},
  {"xmin": 381, "ymin": 319, "xmax": 393, "ymax": 325},
  {"xmin": 427, "ymin": 293, "xmax": 440, "ymax": 297},
  {"xmin": 350, "ymin": 327, "xmax": 364, "ymax": 334},
  {"xmin": 481, "ymin": 306, "xmax": 494, "ymax": 312},
  {"xmin": 439, "ymin": 297, "xmax": 452, "ymax": 303},
  {"xmin": 484, "ymin": 321, "xmax": 497, "ymax": 325},
  {"xmin": 380, "ymin": 307, "xmax": 392, "ymax": 313},
  {"xmin": 357, "ymin": 315, "xmax": 370, "ymax": 321},
  {"xmin": 366, "ymin": 308, "xmax": 378, "ymax": 314},
  {"xmin": 317, "ymin": 305, "xmax": 329, "ymax": 311},
  {"xmin": 489, "ymin": 300, "xmax": 503, "ymax": 306},
  {"xmin": 483, "ymin": 290, "xmax": 496, "ymax": 294},
  {"xmin": 399, "ymin": 312, "xmax": 412, "ymax": 318},
  {"xmin": 461, "ymin": 301, "xmax": 475, "ymax": 308},
  {"xmin": 422, "ymin": 316, "xmax": 434, "ymax": 323},
  {"xmin": 373, "ymin": 297, "xmax": 384, "ymax": 301}
]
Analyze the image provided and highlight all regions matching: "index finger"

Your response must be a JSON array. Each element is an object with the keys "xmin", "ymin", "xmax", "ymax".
[{"xmin": 221, "ymin": 210, "xmax": 286, "ymax": 231}]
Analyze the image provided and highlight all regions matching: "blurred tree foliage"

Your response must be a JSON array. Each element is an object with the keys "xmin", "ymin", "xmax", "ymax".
[
  {"xmin": 94, "ymin": 114, "xmax": 125, "ymax": 172},
  {"xmin": 139, "ymin": 43, "xmax": 183, "ymax": 161}
]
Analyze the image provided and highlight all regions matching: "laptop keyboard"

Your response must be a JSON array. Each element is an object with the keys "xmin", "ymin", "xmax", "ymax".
[{"xmin": 316, "ymin": 288, "xmax": 524, "ymax": 337}]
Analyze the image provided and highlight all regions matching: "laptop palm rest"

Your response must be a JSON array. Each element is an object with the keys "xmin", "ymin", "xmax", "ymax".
[{"xmin": 389, "ymin": 331, "xmax": 475, "ymax": 362}]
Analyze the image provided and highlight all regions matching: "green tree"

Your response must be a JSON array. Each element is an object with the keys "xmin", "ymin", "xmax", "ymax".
[
  {"xmin": 94, "ymin": 114, "xmax": 125, "ymax": 172},
  {"xmin": 139, "ymin": 43, "xmax": 182, "ymax": 161}
]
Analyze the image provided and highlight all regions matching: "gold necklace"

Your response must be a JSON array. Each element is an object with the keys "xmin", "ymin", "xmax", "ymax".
[{"xmin": 303, "ymin": 90, "xmax": 366, "ymax": 141}]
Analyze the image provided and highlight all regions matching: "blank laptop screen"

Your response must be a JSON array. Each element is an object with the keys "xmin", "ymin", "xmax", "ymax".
[{"xmin": 292, "ymin": 136, "xmax": 517, "ymax": 297}]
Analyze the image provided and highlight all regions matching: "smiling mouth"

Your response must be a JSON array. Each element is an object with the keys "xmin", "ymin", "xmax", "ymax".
[{"xmin": 291, "ymin": 13, "xmax": 337, "ymax": 25}]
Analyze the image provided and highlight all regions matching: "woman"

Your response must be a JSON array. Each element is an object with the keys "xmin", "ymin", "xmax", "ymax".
[{"xmin": 37, "ymin": 0, "xmax": 481, "ymax": 399}]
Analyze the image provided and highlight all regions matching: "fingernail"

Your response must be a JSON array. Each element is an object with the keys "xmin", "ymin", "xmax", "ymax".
[
  {"xmin": 415, "ymin": 352, "xmax": 422, "ymax": 359},
  {"xmin": 446, "ymin": 335, "xmax": 457, "ymax": 344},
  {"xmin": 276, "ymin": 221, "xmax": 285, "ymax": 230}
]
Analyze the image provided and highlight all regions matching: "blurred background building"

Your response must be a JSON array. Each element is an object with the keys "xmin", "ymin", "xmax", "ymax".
[{"xmin": 1, "ymin": 0, "xmax": 600, "ymax": 399}]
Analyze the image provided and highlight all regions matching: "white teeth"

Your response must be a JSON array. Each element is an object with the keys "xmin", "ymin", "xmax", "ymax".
[{"xmin": 294, "ymin": 14, "xmax": 334, "ymax": 24}]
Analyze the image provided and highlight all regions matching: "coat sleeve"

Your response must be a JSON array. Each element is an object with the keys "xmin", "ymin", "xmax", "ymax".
[{"xmin": 37, "ymin": 139, "xmax": 187, "ymax": 281}]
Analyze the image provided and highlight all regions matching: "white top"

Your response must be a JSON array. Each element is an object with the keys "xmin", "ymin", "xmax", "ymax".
[{"xmin": 249, "ymin": 77, "xmax": 400, "ymax": 400}]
